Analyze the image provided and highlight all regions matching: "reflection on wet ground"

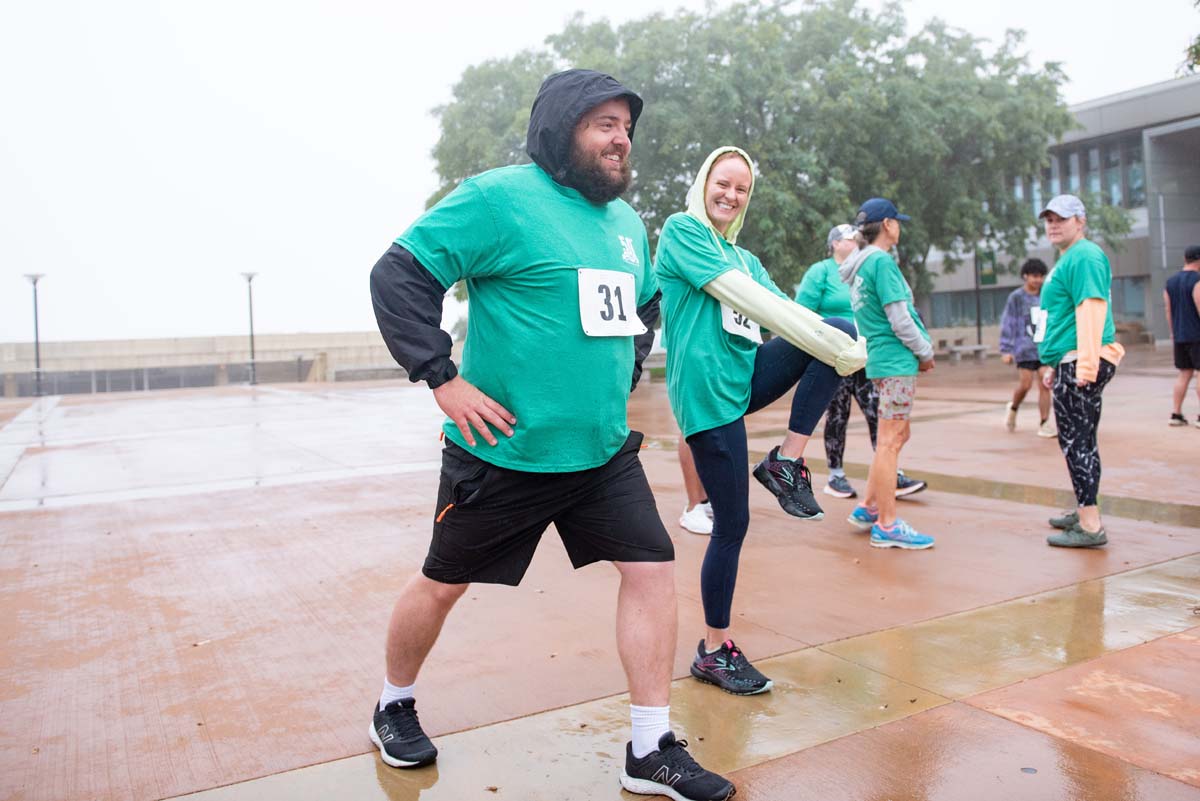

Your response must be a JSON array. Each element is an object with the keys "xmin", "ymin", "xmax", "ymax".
[{"xmin": 167, "ymin": 558, "xmax": 1199, "ymax": 801}]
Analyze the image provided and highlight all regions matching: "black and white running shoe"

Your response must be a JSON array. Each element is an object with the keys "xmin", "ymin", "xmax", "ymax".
[
  {"xmin": 621, "ymin": 731, "xmax": 736, "ymax": 801},
  {"xmin": 369, "ymin": 698, "xmax": 438, "ymax": 768},
  {"xmin": 690, "ymin": 639, "xmax": 773, "ymax": 695},
  {"xmin": 752, "ymin": 447, "xmax": 824, "ymax": 519}
]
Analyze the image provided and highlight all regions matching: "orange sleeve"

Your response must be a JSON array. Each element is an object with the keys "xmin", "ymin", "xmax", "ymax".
[{"xmin": 1074, "ymin": 298, "xmax": 1107, "ymax": 383}]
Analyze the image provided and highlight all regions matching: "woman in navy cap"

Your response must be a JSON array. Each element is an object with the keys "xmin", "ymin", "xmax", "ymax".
[
  {"xmin": 796, "ymin": 223, "xmax": 927, "ymax": 501},
  {"xmin": 837, "ymin": 198, "xmax": 936, "ymax": 549}
]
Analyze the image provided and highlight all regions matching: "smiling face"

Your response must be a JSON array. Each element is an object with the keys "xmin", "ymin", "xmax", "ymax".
[
  {"xmin": 565, "ymin": 97, "xmax": 633, "ymax": 204},
  {"xmin": 1042, "ymin": 211, "xmax": 1086, "ymax": 251},
  {"xmin": 704, "ymin": 154, "xmax": 752, "ymax": 235}
]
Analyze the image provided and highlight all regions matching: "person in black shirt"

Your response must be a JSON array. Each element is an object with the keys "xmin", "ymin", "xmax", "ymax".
[{"xmin": 1165, "ymin": 245, "xmax": 1200, "ymax": 427}]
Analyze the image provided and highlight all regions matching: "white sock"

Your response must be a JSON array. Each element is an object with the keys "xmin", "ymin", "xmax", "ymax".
[
  {"xmin": 630, "ymin": 704, "xmax": 670, "ymax": 758},
  {"xmin": 831, "ymin": 468, "xmax": 846, "ymax": 478},
  {"xmin": 379, "ymin": 679, "xmax": 415, "ymax": 711}
]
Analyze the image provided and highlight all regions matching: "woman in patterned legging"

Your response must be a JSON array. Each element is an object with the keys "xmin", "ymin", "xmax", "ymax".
[{"xmin": 1035, "ymin": 194, "xmax": 1125, "ymax": 548}]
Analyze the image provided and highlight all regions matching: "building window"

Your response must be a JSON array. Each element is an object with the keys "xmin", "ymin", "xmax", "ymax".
[
  {"xmin": 1104, "ymin": 145, "xmax": 1123, "ymax": 207},
  {"xmin": 1086, "ymin": 147, "xmax": 1101, "ymax": 196},
  {"xmin": 1013, "ymin": 175, "xmax": 1024, "ymax": 202},
  {"xmin": 1030, "ymin": 175, "xmax": 1043, "ymax": 217},
  {"xmin": 1111, "ymin": 276, "xmax": 1148, "ymax": 322},
  {"xmin": 1125, "ymin": 140, "xmax": 1145, "ymax": 207},
  {"xmin": 929, "ymin": 287, "xmax": 1014, "ymax": 328},
  {"xmin": 1067, "ymin": 151, "xmax": 1080, "ymax": 193},
  {"xmin": 1049, "ymin": 158, "xmax": 1062, "ymax": 196}
]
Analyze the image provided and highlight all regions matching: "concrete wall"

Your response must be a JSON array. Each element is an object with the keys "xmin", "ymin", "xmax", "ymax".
[
  {"xmin": 1065, "ymin": 75, "xmax": 1200, "ymax": 144},
  {"xmin": 1145, "ymin": 119, "xmax": 1200, "ymax": 340},
  {"xmin": 0, "ymin": 331, "xmax": 395, "ymax": 375}
]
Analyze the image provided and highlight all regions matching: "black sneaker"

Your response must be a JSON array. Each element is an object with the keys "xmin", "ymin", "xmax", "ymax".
[
  {"xmin": 1169, "ymin": 413, "xmax": 1187, "ymax": 426},
  {"xmin": 690, "ymin": 639, "xmax": 773, "ymax": 695},
  {"xmin": 895, "ymin": 470, "xmax": 927, "ymax": 497},
  {"xmin": 752, "ymin": 447, "xmax": 823, "ymax": 519},
  {"xmin": 369, "ymin": 698, "xmax": 438, "ymax": 768},
  {"xmin": 621, "ymin": 731, "xmax": 736, "ymax": 801}
]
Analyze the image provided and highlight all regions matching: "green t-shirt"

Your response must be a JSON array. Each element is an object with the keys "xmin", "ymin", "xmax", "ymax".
[
  {"xmin": 396, "ymin": 163, "xmax": 656, "ymax": 472},
  {"xmin": 1037, "ymin": 238, "xmax": 1116, "ymax": 365},
  {"xmin": 795, "ymin": 257, "xmax": 855, "ymax": 320},
  {"xmin": 655, "ymin": 212, "xmax": 790, "ymax": 438},
  {"xmin": 848, "ymin": 250, "xmax": 930, "ymax": 378}
]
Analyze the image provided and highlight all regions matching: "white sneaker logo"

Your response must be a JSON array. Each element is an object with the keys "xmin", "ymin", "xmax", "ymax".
[
  {"xmin": 652, "ymin": 766, "xmax": 681, "ymax": 786},
  {"xmin": 619, "ymin": 235, "xmax": 640, "ymax": 266}
]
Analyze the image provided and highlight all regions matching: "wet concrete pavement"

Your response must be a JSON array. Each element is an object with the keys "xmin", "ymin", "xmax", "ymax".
[{"xmin": 1, "ymin": 347, "xmax": 1197, "ymax": 801}]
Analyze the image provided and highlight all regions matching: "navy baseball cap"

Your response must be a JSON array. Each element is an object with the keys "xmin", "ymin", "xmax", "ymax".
[
  {"xmin": 1183, "ymin": 245, "xmax": 1200, "ymax": 262},
  {"xmin": 854, "ymin": 198, "xmax": 910, "ymax": 226}
]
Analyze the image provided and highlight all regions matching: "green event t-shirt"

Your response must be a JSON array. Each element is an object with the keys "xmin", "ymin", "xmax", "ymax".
[
  {"xmin": 655, "ymin": 212, "xmax": 790, "ymax": 438},
  {"xmin": 1037, "ymin": 238, "xmax": 1116, "ymax": 365},
  {"xmin": 848, "ymin": 250, "xmax": 930, "ymax": 379},
  {"xmin": 396, "ymin": 163, "xmax": 656, "ymax": 473},
  {"xmin": 795, "ymin": 257, "xmax": 855, "ymax": 320}
]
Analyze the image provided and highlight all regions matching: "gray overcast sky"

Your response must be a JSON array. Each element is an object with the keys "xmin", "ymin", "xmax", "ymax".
[{"xmin": 2, "ymin": 0, "xmax": 1196, "ymax": 344}]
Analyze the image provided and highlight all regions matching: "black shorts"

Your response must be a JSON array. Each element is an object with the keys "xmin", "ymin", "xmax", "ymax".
[
  {"xmin": 1016, "ymin": 360, "xmax": 1042, "ymax": 371},
  {"xmin": 1175, "ymin": 342, "xmax": 1200, "ymax": 370},
  {"xmin": 422, "ymin": 431, "xmax": 674, "ymax": 585}
]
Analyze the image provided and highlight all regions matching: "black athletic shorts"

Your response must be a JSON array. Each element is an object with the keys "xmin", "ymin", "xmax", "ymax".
[
  {"xmin": 422, "ymin": 431, "xmax": 674, "ymax": 585},
  {"xmin": 1016, "ymin": 360, "xmax": 1042, "ymax": 371},
  {"xmin": 1175, "ymin": 341, "xmax": 1200, "ymax": 371}
]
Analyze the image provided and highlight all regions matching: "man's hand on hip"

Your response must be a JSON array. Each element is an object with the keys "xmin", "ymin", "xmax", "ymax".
[{"xmin": 432, "ymin": 377, "xmax": 516, "ymax": 447}]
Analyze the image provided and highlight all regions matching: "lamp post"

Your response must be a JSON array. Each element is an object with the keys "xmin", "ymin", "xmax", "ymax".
[
  {"xmin": 24, "ymin": 273, "xmax": 45, "ymax": 397},
  {"xmin": 241, "ymin": 272, "xmax": 257, "ymax": 385}
]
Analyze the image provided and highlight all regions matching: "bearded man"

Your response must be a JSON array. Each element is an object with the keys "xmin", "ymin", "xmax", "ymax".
[{"xmin": 367, "ymin": 69, "xmax": 735, "ymax": 801}]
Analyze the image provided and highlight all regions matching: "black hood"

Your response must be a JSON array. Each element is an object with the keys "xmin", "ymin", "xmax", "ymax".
[{"xmin": 525, "ymin": 69, "xmax": 643, "ymax": 187}]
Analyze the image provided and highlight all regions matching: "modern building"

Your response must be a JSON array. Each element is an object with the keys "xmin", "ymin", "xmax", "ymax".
[{"xmin": 922, "ymin": 74, "xmax": 1200, "ymax": 344}]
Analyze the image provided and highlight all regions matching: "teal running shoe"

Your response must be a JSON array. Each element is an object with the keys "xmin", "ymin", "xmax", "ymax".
[
  {"xmin": 869, "ymin": 519, "xmax": 934, "ymax": 550},
  {"xmin": 847, "ymin": 505, "xmax": 879, "ymax": 531}
]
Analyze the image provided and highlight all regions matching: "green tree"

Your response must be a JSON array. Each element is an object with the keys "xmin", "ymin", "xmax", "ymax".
[
  {"xmin": 1071, "ymin": 190, "xmax": 1134, "ymax": 257},
  {"xmin": 425, "ymin": 0, "xmax": 1086, "ymax": 295},
  {"xmin": 1182, "ymin": 0, "xmax": 1200, "ymax": 74}
]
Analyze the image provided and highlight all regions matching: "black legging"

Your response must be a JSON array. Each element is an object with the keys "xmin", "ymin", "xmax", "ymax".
[
  {"xmin": 1053, "ymin": 359, "xmax": 1116, "ymax": 507},
  {"xmin": 823, "ymin": 369, "xmax": 878, "ymax": 470},
  {"xmin": 687, "ymin": 318, "xmax": 854, "ymax": 630}
]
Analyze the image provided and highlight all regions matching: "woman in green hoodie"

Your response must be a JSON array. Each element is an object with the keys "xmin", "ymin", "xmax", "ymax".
[{"xmin": 655, "ymin": 146, "xmax": 865, "ymax": 694}]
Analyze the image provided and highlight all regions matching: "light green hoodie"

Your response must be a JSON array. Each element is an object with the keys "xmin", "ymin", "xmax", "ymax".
[{"xmin": 684, "ymin": 145, "xmax": 755, "ymax": 245}]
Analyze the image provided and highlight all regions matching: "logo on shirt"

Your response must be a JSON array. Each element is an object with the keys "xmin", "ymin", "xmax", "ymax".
[{"xmin": 618, "ymin": 235, "xmax": 640, "ymax": 266}]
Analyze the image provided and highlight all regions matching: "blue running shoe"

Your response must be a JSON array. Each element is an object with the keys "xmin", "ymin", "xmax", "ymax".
[
  {"xmin": 847, "ymin": 505, "xmax": 879, "ymax": 531},
  {"xmin": 870, "ymin": 519, "xmax": 934, "ymax": 550}
]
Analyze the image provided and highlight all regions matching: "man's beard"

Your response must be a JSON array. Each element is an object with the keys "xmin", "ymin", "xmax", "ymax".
[{"xmin": 564, "ymin": 143, "xmax": 632, "ymax": 204}]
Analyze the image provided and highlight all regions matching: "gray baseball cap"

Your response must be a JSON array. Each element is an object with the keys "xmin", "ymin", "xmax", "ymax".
[
  {"xmin": 1038, "ymin": 194, "xmax": 1086, "ymax": 220},
  {"xmin": 826, "ymin": 223, "xmax": 857, "ymax": 247}
]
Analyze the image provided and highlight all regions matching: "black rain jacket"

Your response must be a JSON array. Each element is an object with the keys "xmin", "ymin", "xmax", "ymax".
[{"xmin": 370, "ymin": 69, "xmax": 660, "ymax": 391}]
